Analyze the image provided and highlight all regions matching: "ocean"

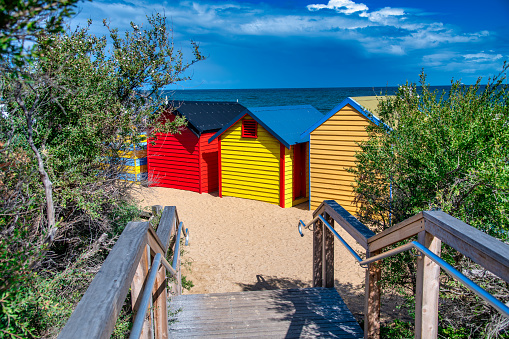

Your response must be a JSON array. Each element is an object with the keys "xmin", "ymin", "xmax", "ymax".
[{"xmin": 163, "ymin": 86, "xmax": 452, "ymax": 113}]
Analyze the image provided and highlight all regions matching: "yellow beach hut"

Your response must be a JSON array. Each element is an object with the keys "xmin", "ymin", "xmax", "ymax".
[
  {"xmin": 302, "ymin": 96, "xmax": 386, "ymax": 213},
  {"xmin": 208, "ymin": 105, "xmax": 324, "ymax": 208},
  {"xmin": 103, "ymin": 134, "xmax": 147, "ymax": 182}
]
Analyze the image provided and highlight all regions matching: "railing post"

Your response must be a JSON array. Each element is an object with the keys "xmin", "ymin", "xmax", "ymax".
[
  {"xmin": 177, "ymin": 253, "xmax": 183, "ymax": 295},
  {"xmin": 153, "ymin": 264, "xmax": 169, "ymax": 338},
  {"xmin": 130, "ymin": 244, "xmax": 152, "ymax": 339},
  {"xmin": 364, "ymin": 249, "xmax": 381, "ymax": 339},
  {"xmin": 313, "ymin": 215, "xmax": 324, "ymax": 287},
  {"xmin": 313, "ymin": 213, "xmax": 335, "ymax": 288},
  {"xmin": 415, "ymin": 231, "xmax": 441, "ymax": 339},
  {"xmin": 324, "ymin": 213, "xmax": 335, "ymax": 288},
  {"xmin": 153, "ymin": 205, "xmax": 170, "ymax": 338}
]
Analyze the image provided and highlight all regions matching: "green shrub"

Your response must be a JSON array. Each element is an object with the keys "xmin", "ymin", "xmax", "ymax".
[{"xmin": 352, "ymin": 65, "xmax": 509, "ymax": 336}]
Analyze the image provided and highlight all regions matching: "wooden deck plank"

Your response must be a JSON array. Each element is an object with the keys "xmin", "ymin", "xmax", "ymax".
[
  {"xmin": 169, "ymin": 312, "xmax": 357, "ymax": 326},
  {"xmin": 169, "ymin": 287, "xmax": 363, "ymax": 338}
]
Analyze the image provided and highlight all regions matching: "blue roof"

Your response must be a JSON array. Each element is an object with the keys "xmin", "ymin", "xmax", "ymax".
[
  {"xmin": 300, "ymin": 97, "xmax": 385, "ymax": 138},
  {"xmin": 209, "ymin": 105, "xmax": 325, "ymax": 148}
]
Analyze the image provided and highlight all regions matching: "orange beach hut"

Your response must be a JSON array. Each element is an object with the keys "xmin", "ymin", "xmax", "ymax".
[
  {"xmin": 209, "ymin": 105, "xmax": 324, "ymax": 208},
  {"xmin": 302, "ymin": 96, "xmax": 386, "ymax": 213}
]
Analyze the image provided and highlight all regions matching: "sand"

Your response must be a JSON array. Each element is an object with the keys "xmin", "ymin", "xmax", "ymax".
[{"xmin": 132, "ymin": 186, "xmax": 367, "ymax": 319}]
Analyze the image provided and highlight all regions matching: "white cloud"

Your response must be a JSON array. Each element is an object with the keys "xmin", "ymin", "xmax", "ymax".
[
  {"xmin": 360, "ymin": 7, "xmax": 405, "ymax": 25},
  {"xmin": 74, "ymin": 0, "xmax": 499, "ymax": 61},
  {"xmin": 463, "ymin": 52, "xmax": 503, "ymax": 62},
  {"xmin": 421, "ymin": 51, "xmax": 504, "ymax": 75},
  {"xmin": 422, "ymin": 52, "xmax": 458, "ymax": 67},
  {"xmin": 238, "ymin": 15, "xmax": 369, "ymax": 35},
  {"xmin": 307, "ymin": 0, "xmax": 368, "ymax": 15}
]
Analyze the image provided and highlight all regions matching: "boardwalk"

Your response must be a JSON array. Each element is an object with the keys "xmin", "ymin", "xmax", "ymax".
[{"xmin": 169, "ymin": 287, "xmax": 363, "ymax": 338}]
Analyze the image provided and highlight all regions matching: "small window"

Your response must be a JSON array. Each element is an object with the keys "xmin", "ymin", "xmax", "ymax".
[{"xmin": 242, "ymin": 120, "xmax": 257, "ymax": 138}]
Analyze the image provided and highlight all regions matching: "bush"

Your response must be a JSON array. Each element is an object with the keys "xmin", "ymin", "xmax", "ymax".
[
  {"xmin": 352, "ymin": 64, "xmax": 509, "ymax": 336},
  {"xmin": 0, "ymin": 12, "xmax": 203, "ymax": 337}
]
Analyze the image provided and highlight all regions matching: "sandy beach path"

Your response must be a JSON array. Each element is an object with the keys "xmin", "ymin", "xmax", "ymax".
[{"xmin": 132, "ymin": 186, "xmax": 366, "ymax": 318}]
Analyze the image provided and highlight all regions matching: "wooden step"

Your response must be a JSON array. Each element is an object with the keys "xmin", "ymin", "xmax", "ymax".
[{"xmin": 169, "ymin": 287, "xmax": 363, "ymax": 338}]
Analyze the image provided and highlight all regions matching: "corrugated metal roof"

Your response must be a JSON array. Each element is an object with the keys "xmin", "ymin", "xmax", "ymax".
[
  {"xmin": 171, "ymin": 101, "xmax": 247, "ymax": 136},
  {"xmin": 209, "ymin": 105, "xmax": 325, "ymax": 148}
]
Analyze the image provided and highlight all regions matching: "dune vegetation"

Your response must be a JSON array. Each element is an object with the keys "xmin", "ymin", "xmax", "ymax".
[{"xmin": 0, "ymin": 1, "xmax": 203, "ymax": 337}]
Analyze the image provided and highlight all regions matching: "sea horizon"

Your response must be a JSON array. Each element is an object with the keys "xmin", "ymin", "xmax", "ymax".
[
  {"xmin": 170, "ymin": 84, "xmax": 454, "ymax": 91},
  {"xmin": 163, "ymin": 85, "xmax": 455, "ymax": 114}
]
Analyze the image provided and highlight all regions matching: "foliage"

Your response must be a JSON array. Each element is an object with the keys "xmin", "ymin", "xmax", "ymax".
[
  {"xmin": 353, "ymin": 66, "xmax": 509, "ymax": 236},
  {"xmin": 0, "ymin": 0, "xmax": 81, "ymax": 66},
  {"xmin": 352, "ymin": 64, "xmax": 509, "ymax": 336},
  {"xmin": 380, "ymin": 319, "xmax": 413, "ymax": 339},
  {"xmin": 181, "ymin": 275, "xmax": 195, "ymax": 291},
  {"xmin": 0, "ymin": 12, "xmax": 203, "ymax": 337}
]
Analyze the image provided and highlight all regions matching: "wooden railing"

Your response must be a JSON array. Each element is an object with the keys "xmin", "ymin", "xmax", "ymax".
[
  {"xmin": 58, "ymin": 206, "xmax": 188, "ymax": 339},
  {"xmin": 302, "ymin": 200, "xmax": 509, "ymax": 339}
]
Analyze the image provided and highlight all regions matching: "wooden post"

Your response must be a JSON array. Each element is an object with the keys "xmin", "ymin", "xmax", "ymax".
[
  {"xmin": 313, "ymin": 213, "xmax": 335, "ymax": 288},
  {"xmin": 152, "ymin": 205, "xmax": 162, "ymax": 217},
  {"xmin": 313, "ymin": 216, "xmax": 324, "ymax": 287},
  {"xmin": 364, "ymin": 249, "xmax": 381, "ymax": 339},
  {"xmin": 151, "ymin": 205, "xmax": 175, "ymax": 337},
  {"xmin": 324, "ymin": 213, "xmax": 335, "ymax": 288},
  {"xmin": 167, "ymin": 217, "xmax": 182, "ymax": 296},
  {"xmin": 177, "ymin": 254, "xmax": 183, "ymax": 295},
  {"xmin": 130, "ymin": 245, "xmax": 152, "ymax": 339},
  {"xmin": 415, "ymin": 231, "xmax": 441, "ymax": 339},
  {"xmin": 153, "ymin": 264, "xmax": 169, "ymax": 339}
]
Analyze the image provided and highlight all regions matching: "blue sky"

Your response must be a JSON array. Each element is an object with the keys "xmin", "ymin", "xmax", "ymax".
[{"xmin": 70, "ymin": 0, "xmax": 509, "ymax": 89}]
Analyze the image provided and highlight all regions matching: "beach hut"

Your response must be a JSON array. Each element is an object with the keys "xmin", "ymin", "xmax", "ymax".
[
  {"xmin": 118, "ymin": 136, "xmax": 147, "ymax": 182},
  {"xmin": 148, "ymin": 101, "xmax": 247, "ymax": 193},
  {"xmin": 103, "ymin": 134, "xmax": 147, "ymax": 182},
  {"xmin": 209, "ymin": 105, "xmax": 324, "ymax": 208},
  {"xmin": 303, "ymin": 96, "xmax": 386, "ymax": 213}
]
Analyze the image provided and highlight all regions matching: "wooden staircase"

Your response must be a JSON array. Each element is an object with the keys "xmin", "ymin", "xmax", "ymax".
[
  {"xmin": 169, "ymin": 287, "xmax": 363, "ymax": 338},
  {"xmin": 59, "ymin": 203, "xmax": 509, "ymax": 339}
]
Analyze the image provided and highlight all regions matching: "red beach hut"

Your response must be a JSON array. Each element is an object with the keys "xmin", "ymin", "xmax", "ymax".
[{"xmin": 148, "ymin": 101, "xmax": 247, "ymax": 193}]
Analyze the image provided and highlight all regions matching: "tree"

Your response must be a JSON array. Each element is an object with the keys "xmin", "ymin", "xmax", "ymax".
[
  {"xmin": 1, "ymin": 0, "xmax": 80, "ymax": 247},
  {"xmin": 2, "ymin": 13, "xmax": 203, "ymax": 243},
  {"xmin": 352, "ymin": 65, "xmax": 509, "ymax": 336},
  {"xmin": 0, "ymin": 14, "xmax": 204, "ymax": 337},
  {"xmin": 353, "ymin": 66, "xmax": 509, "ymax": 236},
  {"xmin": 1, "ymin": 0, "xmax": 80, "ymax": 64}
]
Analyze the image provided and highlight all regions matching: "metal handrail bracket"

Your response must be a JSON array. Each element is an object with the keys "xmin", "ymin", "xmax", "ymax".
[
  {"xmin": 299, "ymin": 215, "xmax": 321, "ymax": 232},
  {"xmin": 161, "ymin": 255, "xmax": 177, "ymax": 277}
]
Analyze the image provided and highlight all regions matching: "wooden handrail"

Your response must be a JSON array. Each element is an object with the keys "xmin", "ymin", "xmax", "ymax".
[
  {"xmin": 305, "ymin": 200, "xmax": 509, "ymax": 339},
  {"xmin": 367, "ymin": 212, "xmax": 424, "ymax": 251},
  {"xmin": 423, "ymin": 211, "xmax": 509, "ymax": 283},
  {"xmin": 59, "ymin": 206, "xmax": 186, "ymax": 339},
  {"xmin": 313, "ymin": 200, "xmax": 375, "ymax": 249}
]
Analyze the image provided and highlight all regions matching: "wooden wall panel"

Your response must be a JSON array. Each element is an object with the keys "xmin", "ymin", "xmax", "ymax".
[
  {"xmin": 221, "ymin": 117, "xmax": 280, "ymax": 205},
  {"xmin": 310, "ymin": 104, "xmax": 371, "ymax": 213},
  {"xmin": 148, "ymin": 127, "xmax": 200, "ymax": 192}
]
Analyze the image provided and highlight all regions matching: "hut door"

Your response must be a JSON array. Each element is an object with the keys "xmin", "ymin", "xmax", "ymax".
[{"xmin": 293, "ymin": 143, "xmax": 306, "ymax": 199}]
